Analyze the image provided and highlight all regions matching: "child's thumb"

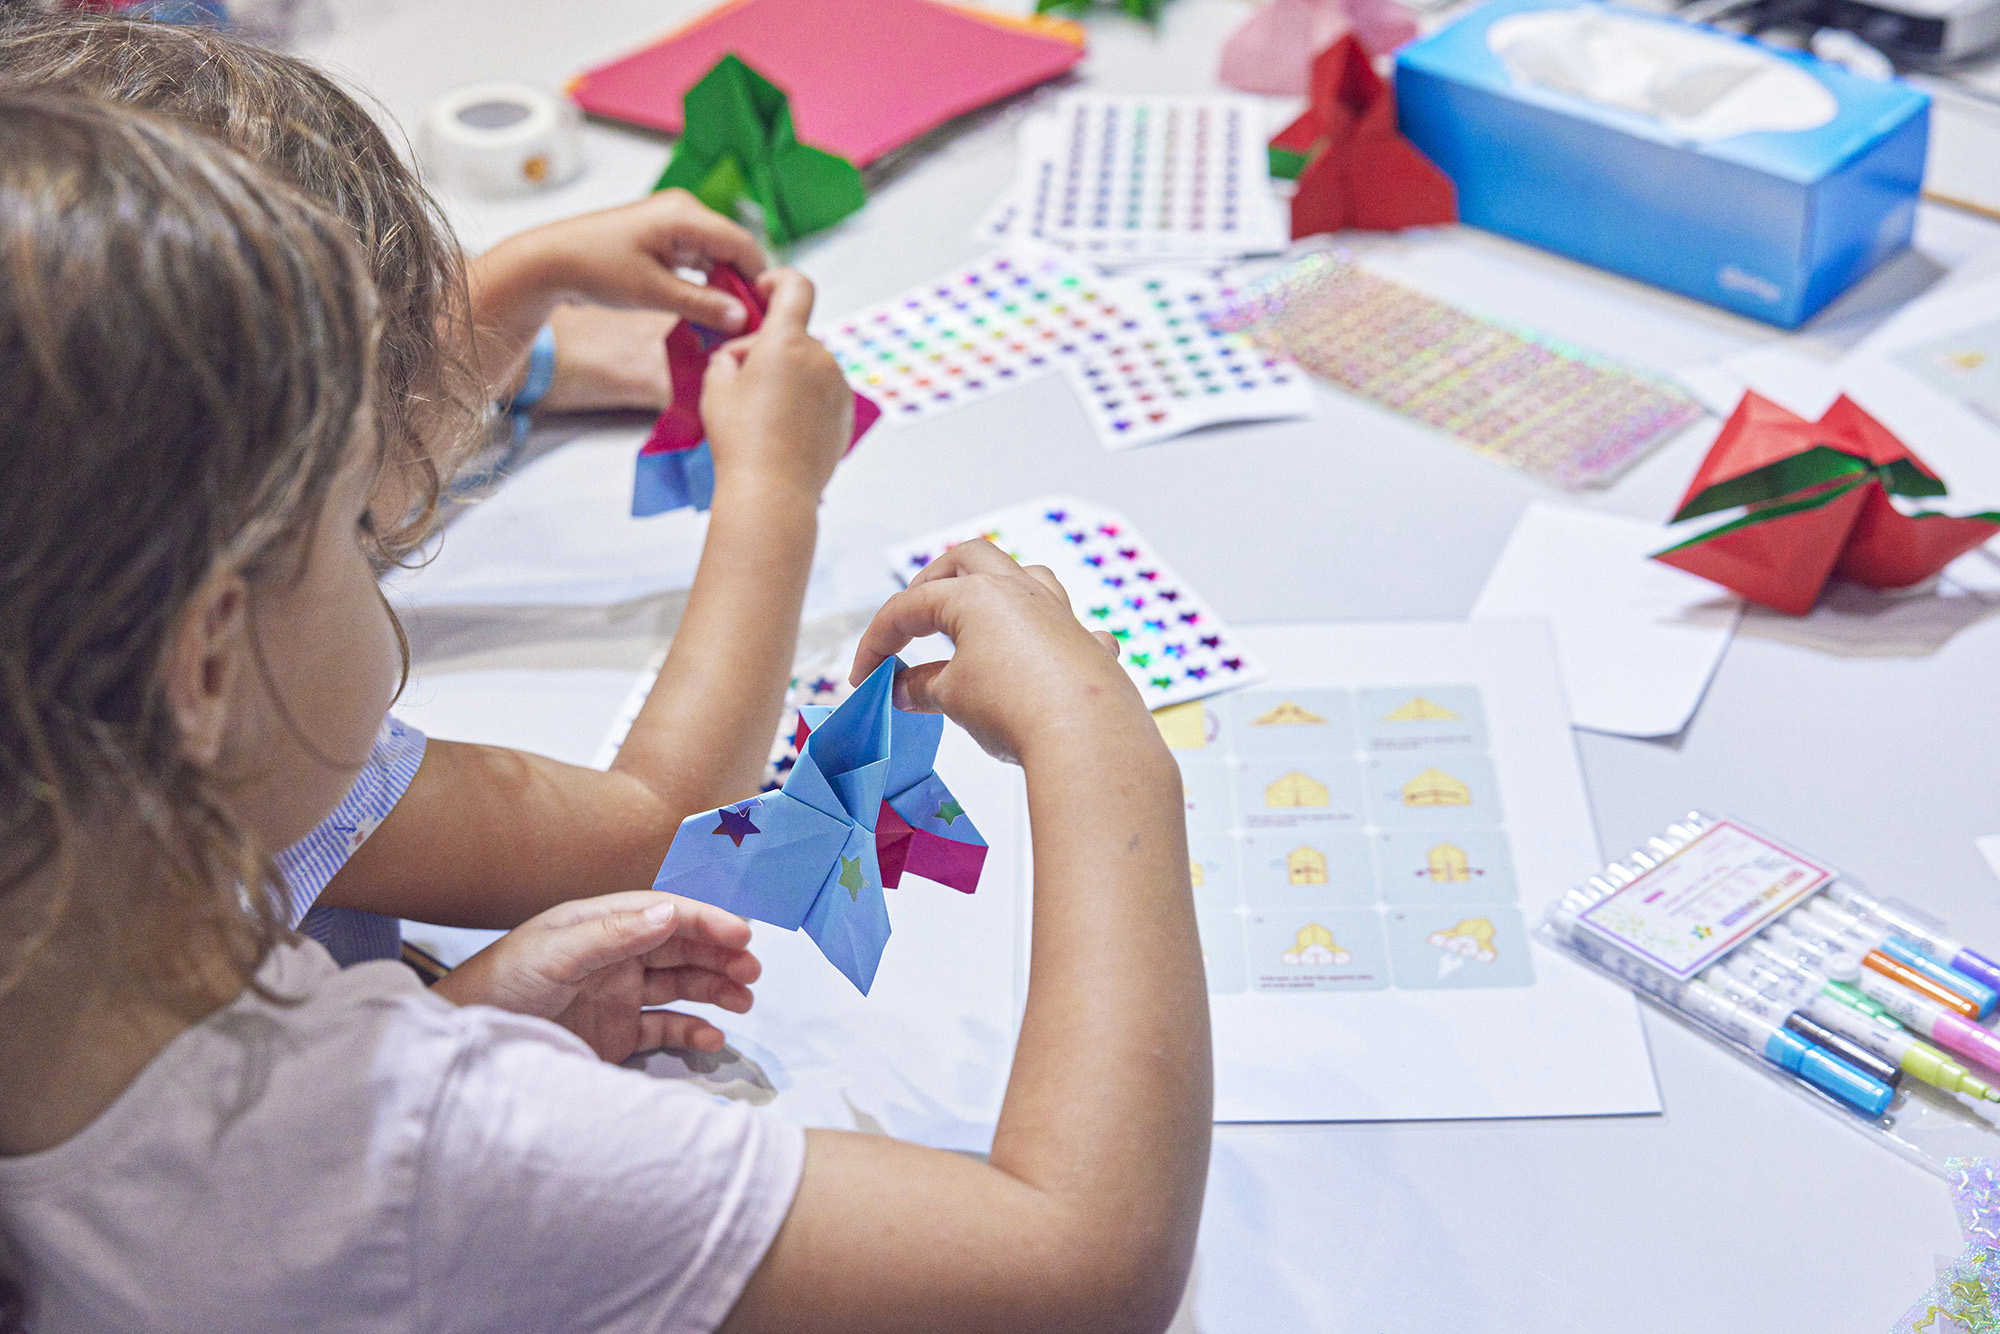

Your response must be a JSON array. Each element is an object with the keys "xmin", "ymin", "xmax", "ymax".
[
  {"xmin": 546, "ymin": 898, "xmax": 679, "ymax": 984},
  {"xmin": 892, "ymin": 660, "xmax": 949, "ymax": 714}
]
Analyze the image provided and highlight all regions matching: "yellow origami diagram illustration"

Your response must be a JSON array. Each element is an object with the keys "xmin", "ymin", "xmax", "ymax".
[
  {"xmin": 1427, "ymin": 917, "xmax": 1499, "ymax": 964},
  {"xmin": 1287, "ymin": 847, "xmax": 1327, "ymax": 884},
  {"xmin": 1426, "ymin": 842, "xmax": 1471, "ymax": 882},
  {"xmin": 1382, "ymin": 696, "xmax": 1459, "ymax": 722},
  {"xmin": 1402, "ymin": 768, "xmax": 1470, "ymax": 807},
  {"xmin": 1189, "ymin": 860, "xmax": 1205, "ymax": 889},
  {"xmin": 1266, "ymin": 770, "xmax": 1329, "ymax": 807},
  {"xmin": 1253, "ymin": 700, "xmax": 1326, "ymax": 727},
  {"xmin": 1282, "ymin": 922, "xmax": 1351, "ymax": 966},
  {"xmin": 1155, "ymin": 699, "xmax": 1209, "ymax": 750}
]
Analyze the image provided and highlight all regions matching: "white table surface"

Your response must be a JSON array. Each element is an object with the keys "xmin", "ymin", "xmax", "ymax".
[{"xmin": 300, "ymin": 2, "xmax": 1989, "ymax": 1327}]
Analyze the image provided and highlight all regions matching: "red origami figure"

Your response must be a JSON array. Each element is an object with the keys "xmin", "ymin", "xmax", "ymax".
[
  {"xmin": 1266, "ymin": 35, "xmax": 1456, "ymax": 238},
  {"xmin": 633, "ymin": 263, "xmax": 879, "ymax": 516},
  {"xmin": 1653, "ymin": 391, "xmax": 2000, "ymax": 615}
]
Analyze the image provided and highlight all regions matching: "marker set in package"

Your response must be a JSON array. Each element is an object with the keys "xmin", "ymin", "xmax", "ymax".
[{"xmin": 1543, "ymin": 813, "xmax": 2000, "ymax": 1174}]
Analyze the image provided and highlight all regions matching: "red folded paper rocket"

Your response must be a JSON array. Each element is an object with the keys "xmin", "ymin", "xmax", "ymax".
[
  {"xmin": 634, "ymin": 264, "xmax": 881, "ymax": 516},
  {"xmin": 1652, "ymin": 391, "xmax": 2000, "ymax": 615},
  {"xmin": 1266, "ymin": 36, "xmax": 1456, "ymax": 238}
]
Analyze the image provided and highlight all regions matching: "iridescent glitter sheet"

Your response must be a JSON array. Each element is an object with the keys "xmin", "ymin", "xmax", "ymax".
[
  {"xmin": 1895, "ymin": 1158, "xmax": 2000, "ymax": 1334},
  {"xmin": 1213, "ymin": 251, "xmax": 1707, "ymax": 489}
]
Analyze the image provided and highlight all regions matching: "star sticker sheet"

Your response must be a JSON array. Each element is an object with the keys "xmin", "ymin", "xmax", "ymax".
[
  {"xmin": 818, "ymin": 246, "xmax": 1313, "ymax": 449},
  {"xmin": 649, "ymin": 655, "xmax": 986, "ymax": 993},
  {"xmin": 1062, "ymin": 270, "xmax": 1314, "ymax": 449},
  {"xmin": 819, "ymin": 244, "xmax": 1136, "ymax": 424},
  {"xmin": 885, "ymin": 495, "xmax": 1263, "ymax": 710},
  {"xmin": 974, "ymin": 95, "xmax": 1290, "ymax": 264}
]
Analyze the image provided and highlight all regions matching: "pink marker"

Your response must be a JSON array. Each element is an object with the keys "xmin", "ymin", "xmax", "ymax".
[{"xmin": 1837, "ymin": 955, "xmax": 2000, "ymax": 1073}]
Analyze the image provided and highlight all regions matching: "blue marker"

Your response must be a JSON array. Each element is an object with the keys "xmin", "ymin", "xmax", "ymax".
[
  {"xmin": 1800, "ymin": 901, "xmax": 1998, "ymax": 1019},
  {"xmin": 1679, "ymin": 980, "xmax": 1896, "ymax": 1118}
]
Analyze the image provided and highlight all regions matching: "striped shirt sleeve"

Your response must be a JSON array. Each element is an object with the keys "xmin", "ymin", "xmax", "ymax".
[{"xmin": 273, "ymin": 715, "xmax": 427, "ymax": 929}]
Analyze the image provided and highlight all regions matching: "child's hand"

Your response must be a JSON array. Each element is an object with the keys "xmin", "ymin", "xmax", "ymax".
[
  {"xmin": 431, "ymin": 891, "xmax": 759, "ymax": 1063},
  {"xmin": 534, "ymin": 305, "xmax": 676, "ymax": 413},
  {"xmin": 850, "ymin": 540, "xmax": 1133, "ymax": 766},
  {"xmin": 699, "ymin": 269, "xmax": 851, "ymax": 504},
  {"xmin": 522, "ymin": 189, "xmax": 768, "ymax": 334}
]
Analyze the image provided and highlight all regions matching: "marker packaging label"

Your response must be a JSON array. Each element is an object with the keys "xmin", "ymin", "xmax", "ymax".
[{"xmin": 1543, "ymin": 811, "xmax": 2000, "ymax": 1175}]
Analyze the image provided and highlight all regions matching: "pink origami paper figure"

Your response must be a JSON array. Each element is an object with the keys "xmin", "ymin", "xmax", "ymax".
[
  {"xmin": 1220, "ymin": 0, "xmax": 1419, "ymax": 96},
  {"xmin": 634, "ymin": 264, "xmax": 880, "ymax": 516}
]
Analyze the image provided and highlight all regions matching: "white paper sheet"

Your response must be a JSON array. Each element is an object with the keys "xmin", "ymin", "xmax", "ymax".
[
  {"xmin": 380, "ymin": 434, "xmax": 900, "ymax": 617},
  {"xmin": 1980, "ymin": 835, "xmax": 2000, "ymax": 885},
  {"xmin": 1167, "ymin": 622, "xmax": 1661, "ymax": 1122},
  {"xmin": 390, "ymin": 653, "xmax": 1027, "ymax": 1151},
  {"xmin": 1472, "ymin": 503, "xmax": 1742, "ymax": 738}
]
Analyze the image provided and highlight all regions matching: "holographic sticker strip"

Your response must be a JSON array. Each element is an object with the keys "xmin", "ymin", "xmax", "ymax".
[
  {"xmin": 1213, "ymin": 251, "xmax": 1707, "ymax": 489},
  {"xmin": 818, "ymin": 246, "xmax": 1142, "ymax": 423},
  {"xmin": 1063, "ymin": 271, "xmax": 1314, "ymax": 450},
  {"xmin": 1893, "ymin": 1157, "xmax": 2000, "ymax": 1334},
  {"xmin": 885, "ymin": 496, "xmax": 1263, "ymax": 709}
]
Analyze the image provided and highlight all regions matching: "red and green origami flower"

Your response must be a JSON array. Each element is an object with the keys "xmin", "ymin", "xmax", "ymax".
[{"xmin": 1653, "ymin": 392, "xmax": 2000, "ymax": 615}]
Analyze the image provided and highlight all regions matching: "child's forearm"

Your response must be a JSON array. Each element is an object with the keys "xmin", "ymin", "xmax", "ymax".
[
  {"xmin": 610, "ymin": 478, "xmax": 818, "ymax": 817},
  {"xmin": 465, "ymin": 235, "xmax": 564, "ymax": 402},
  {"xmin": 993, "ymin": 712, "xmax": 1210, "ymax": 1317}
]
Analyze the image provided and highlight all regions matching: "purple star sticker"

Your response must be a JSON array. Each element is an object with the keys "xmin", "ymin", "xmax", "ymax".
[{"xmin": 713, "ymin": 804, "xmax": 761, "ymax": 847}]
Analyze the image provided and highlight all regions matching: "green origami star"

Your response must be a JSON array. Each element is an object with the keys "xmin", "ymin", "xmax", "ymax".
[
  {"xmin": 654, "ymin": 54, "xmax": 867, "ymax": 247},
  {"xmin": 935, "ymin": 799, "xmax": 964, "ymax": 826},
  {"xmin": 839, "ymin": 854, "xmax": 866, "ymax": 901},
  {"xmin": 1036, "ymin": 0, "xmax": 1167, "ymax": 20}
]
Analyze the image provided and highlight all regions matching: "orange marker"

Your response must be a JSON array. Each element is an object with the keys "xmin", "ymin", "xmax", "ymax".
[{"xmin": 1864, "ymin": 950, "xmax": 1981, "ymax": 1020}]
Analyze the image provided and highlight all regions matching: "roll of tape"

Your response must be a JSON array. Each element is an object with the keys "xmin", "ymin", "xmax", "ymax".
[{"xmin": 422, "ymin": 83, "xmax": 583, "ymax": 198}]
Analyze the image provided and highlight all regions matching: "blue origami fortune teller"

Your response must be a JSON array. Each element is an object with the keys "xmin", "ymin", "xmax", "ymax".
[{"xmin": 650, "ymin": 656, "xmax": 987, "ymax": 993}]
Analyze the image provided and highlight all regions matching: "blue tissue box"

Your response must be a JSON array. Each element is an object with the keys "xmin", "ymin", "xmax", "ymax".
[{"xmin": 1396, "ymin": 0, "xmax": 1929, "ymax": 327}]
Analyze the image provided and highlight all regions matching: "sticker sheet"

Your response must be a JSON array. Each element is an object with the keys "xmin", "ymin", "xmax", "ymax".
[
  {"xmin": 1893, "ymin": 318, "xmax": 2000, "ymax": 431},
  {"xmin": 1062, "ymin": 271, "xmax": 1314, "ymax": 449},
  {"xmin": 820, "ymin": 250, "xmax": 1313, "ymax": 448},
  {"xmin": 1214, "ymin": 250, "xmax": 1706, "ymax": 489},
  {"xmin": 975, "ymin": 95, "xmax": 1290, "ymax": 264},
  {"xmin": 1152, "ymin": 621, "xmax": 1660, "ymax": 1122},
  {"xmin": 818, "ymin": 245, "xmax": 1139, "ymax": 424},
  {"xmin": 885, "ymin": 496, "xmax": 1263, "ymax": 710}
]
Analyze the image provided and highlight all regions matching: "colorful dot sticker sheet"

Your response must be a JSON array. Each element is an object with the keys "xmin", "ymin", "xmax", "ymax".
[
  {"xmin": 1212, "ymin": 250, "xmax": 1708, "ymax": 489},
  {"xmin": 817, "ymin": 245, "xmax": 1142, "ymax": 424},
  {"xmin": 884, "ymin": 495, "xmax": 1263, "ymax": 710},
  {"xmin": 974, "ymin": 96, "xmax": 1289, "ymax": 264},
  {"xmin": 1062, "ymin": 270, "xmax": 1313, "ymax": 450}
]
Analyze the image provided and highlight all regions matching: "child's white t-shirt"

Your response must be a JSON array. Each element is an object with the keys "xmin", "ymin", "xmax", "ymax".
[{"xmin": 0, "ymin": 939, "xmax": 804, "ymax": 1332}]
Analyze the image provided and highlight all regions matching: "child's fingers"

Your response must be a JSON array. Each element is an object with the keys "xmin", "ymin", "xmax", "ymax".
[
  {"xmin": 755, "ymin": 268, "xmax": 817, "ymax": 333},
  {"xmin": 641, "ymin": 932, "xmax": 761, "ymax": 981},
  {"xmin": 644, "ymin": 965, "xmax": 755, "ymax": 1013},
  {"xmin": 1020, "ymin": 563, "xmax": 1072, "ymax": 606},
  {"xmin": 640, "ymin": 270, "xmax": 750, "ymax": 334},
  {"xmin": 635, "ymin": 1008, "xmax": 728, "ymax": 1055},
  {"xmin": 532, "ymin": 897, "xmax": 684, "ymax": 986},
  {"xmin": 648, "ymin": 189, "xmax": 769, "ymax": 278},
  {"xmin": 1093, "ymin": 629, "xmax": 1121, "ymax": 659},
  {"xmin": 851, "ymin": 580, "xmax": 961, "ymax": 684},
  {"xmin": 892, "ymin": 659, "xmax": 950, "ymax": 715},
  {"xmin": 905, "ymin": 538, "xmax": 1020, "ymax": 590},
  {"xmin": 659, "ymin": 895, "xmax": 754, "ymax": 950}
]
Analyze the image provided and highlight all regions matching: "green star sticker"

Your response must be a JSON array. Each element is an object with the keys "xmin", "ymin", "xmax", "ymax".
[
  {"xmin": 839, "ymin": 855, "xmax": 865, "ymax": 901},
  {"xmin": 936, "ymin": 799, "xmax": 964, "ymax": 826}
]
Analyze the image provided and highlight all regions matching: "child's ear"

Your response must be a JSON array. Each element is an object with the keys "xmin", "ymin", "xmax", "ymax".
[{"xmin": 165, "ymin": 570, "xmax": 251, "ymax": 769}]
